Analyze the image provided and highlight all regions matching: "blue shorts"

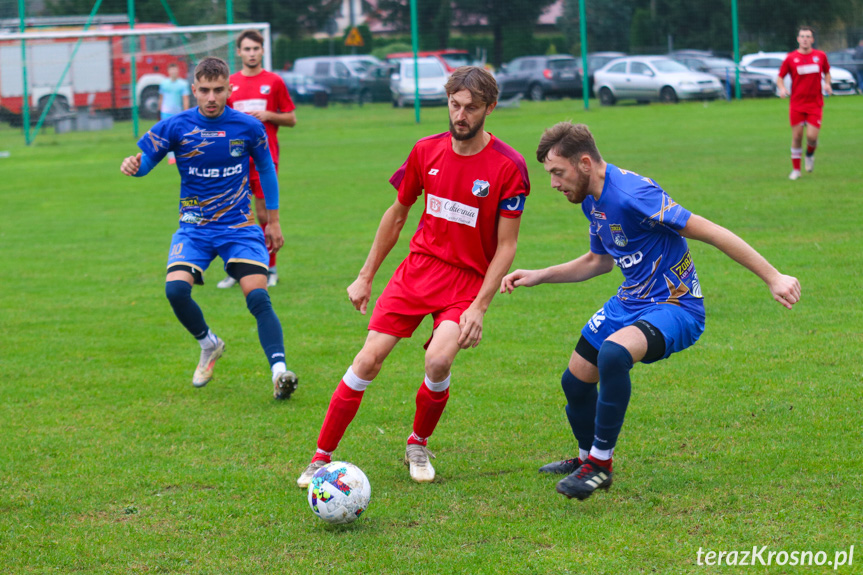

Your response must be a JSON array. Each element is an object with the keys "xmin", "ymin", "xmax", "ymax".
[
  {"xmin": 167, "ymin": 225, "xmax": 269, "ymax": 277},
  {"xmin": 581, "ymin": 296, "xmax": 705, "ymax": 364}
]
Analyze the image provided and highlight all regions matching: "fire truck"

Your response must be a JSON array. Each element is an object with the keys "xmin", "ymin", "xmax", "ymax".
[{"xmin": 0, "ymin": 15, "xmax": 189, "ymax": 124}]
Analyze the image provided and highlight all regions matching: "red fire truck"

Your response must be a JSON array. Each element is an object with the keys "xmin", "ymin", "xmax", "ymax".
[{"xmin": 0, "ymin": 16, "xmax": 188, "ymax": 123}]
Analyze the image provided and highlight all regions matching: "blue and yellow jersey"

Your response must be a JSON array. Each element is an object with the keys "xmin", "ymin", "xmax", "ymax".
[
  {"xmin": 582, "ymin": 164, "xmax": 705, "ymax": 321},
  {"xmin": 138, "ymin": 107, "xmax": 271, "ymax": 228}
]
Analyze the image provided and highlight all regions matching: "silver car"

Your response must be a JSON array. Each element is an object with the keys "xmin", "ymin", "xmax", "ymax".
[
  {"xmin": 593, "ymin": 56, "xmax": 723, "ymax": 105},
  {"xmin": 390, "ymin": 57, "xmax": 449, "ymax": 108}
]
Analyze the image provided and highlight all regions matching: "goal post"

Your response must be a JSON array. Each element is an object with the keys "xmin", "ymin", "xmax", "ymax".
[{"xmin": 0, "ymin": 22, "xmax": 272, "ymax": 144}]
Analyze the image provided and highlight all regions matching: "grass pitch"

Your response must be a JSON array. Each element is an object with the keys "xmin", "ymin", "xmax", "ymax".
[{"xmin": 1, "ymin": 96, "xmax": 862, "ymax": 574}]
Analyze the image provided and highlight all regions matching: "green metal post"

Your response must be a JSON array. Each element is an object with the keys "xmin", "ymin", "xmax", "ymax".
[
  {"xmin": 579, "ymin": 0, "xmax": 589, "ymax": 110},
  {"xmin": 227, "ymin": 0, "xmax": 234, "ymax": 73},
  {"xmin": 732, "ymin": 0, "xmax": 741, "ymax": 100},
  {"xmin": 128, "ymin": 0, "xmax": 138, "ymax": 138},
  {"xmin": 17, "ymin": 0, "xmax": 30, "ymax": 144},
  {"xmin": 409, "ymin": 0, "xmax": 420, "ymax": 123}
]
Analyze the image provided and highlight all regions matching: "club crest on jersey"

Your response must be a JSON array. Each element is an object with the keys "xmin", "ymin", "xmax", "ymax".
[
  {"xmin": 472, "ymin": 179, "xmax": 490, "ymax": 197},
  {"xmin": 229, "ymin": 139, "xmax": 245, "ymax": 157},
  {"xmin": 610, "ymin": 223, "xmax": 628, "ymax": 247},
  {"xmin": 260, "ymin": 85, "xmax": 271, "ymax": 95}
]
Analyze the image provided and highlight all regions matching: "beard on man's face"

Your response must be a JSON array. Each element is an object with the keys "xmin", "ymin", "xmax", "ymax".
[{"xmin": 449, "ymin": 116, "xmax": 484, "ymax": 141}]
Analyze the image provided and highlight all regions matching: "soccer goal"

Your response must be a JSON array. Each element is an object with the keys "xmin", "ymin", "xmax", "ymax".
[{"xmin": 0, "ymin": 18, "xmax": 271, "ymax": 144}]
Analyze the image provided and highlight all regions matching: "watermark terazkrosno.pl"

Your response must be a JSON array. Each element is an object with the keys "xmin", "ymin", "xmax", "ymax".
[{"xmin": 697, "ymin": 546, "xmax": 854, "ymax": 569}]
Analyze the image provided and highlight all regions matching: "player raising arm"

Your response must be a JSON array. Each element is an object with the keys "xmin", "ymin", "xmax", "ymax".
[
  {"xmin": 296, "ymin": 67, "xmax": 530, "ymax": 489},
  {"xmin": 120, "ymin": 57, "xmax": 299, "ymax": 400},
  {"xmin": 501, "ymin": 122, "xmax": 800, "ymax": 501}
]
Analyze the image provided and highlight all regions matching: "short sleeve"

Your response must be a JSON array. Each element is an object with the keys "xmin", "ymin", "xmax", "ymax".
[
  {"xmin": 778, "ymin": 56, "xmax": 791, "ymax": 78},
  {"xmin": 275, "ymin": 77, "xmax": 295, "ymax": 113},
  {"xmin": 249, "ymin": 121, "xmax": 273, "ymax": 167},
  {"xmin": 389, "ymin": 145, "xmax": 423, "ymax": 207},
  {"xmin": 137, "ymin": 119, "xmax": 174, "ymax": 163},
  {"xmin": 626, "ymin": 184, "xmax": 691, "ymax": 231},
  {"xmin": 182, "ymin": 81, "xmax": 191, "ymax": 96}
]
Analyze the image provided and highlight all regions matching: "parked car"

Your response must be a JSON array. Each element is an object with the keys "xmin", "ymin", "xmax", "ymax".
[
  {"xmin": 277, "ymin": 71, "xmax": 329, "ymax": 105},
  {"xmin": 495, "ymin": 55, "xmax": 584, "ymax": 101},
  {"xmin": 672, "ymin": 55, "xmax": 775, "ymax": 97},
  {"xmin": 292, "ymin": 56, "xmax": 379, "ymax": 102},
  {"xmin": 593, "ymin": 56, "xmax": 723, "ymax": 105},
  {"xmin": 389, "ymin": 57, "xmax": 448, "ymax": 107},
  {"xmin": 826, "ymin": 49, "xmax": 863, "ymax": 85},
  {"xmin": 581, "ymin": 52, "xmax": 628, "ymax": 95},
  {"xmin": 740, "ymin": 52, "xmax": 858, "ymax": 95},
  {"xmin": 358, "ymin": 62, "xmax": 397, "ymax": 103},
  {"xmin": 385, "ymin": 49, "xmax": 477, "ymax": 73}
]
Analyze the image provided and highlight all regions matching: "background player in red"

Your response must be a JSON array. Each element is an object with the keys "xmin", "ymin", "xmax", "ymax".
[
  {"xmin": 777, "ymin": 26, "xmax": 831, "ymax": 181},
  {"xmin": 217, "ymin": 29, "xmax": 296, "ymax": 288},
  {"xmin": 296, "ymin": 67, "xmax": 530, "ymax": 488}
]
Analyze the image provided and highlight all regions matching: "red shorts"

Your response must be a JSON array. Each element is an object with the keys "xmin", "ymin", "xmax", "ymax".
[
  {"xmin": 368, "ymin": 252, "xmax": 484, "ymax": 339},
  {"xmin": 249, "ymin": 162, "xmax": 279, "ymax": 199},
  {"xmin": 789, "ymin": 108, "xmax": 822, "ymax": 128}
]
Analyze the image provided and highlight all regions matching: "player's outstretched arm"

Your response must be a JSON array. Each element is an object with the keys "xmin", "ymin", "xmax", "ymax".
[
  {"xmin": 680, "ymin": 214, "xmax": 801, "ymax": 309},
  {"xmin": 347, "ymin": 199, "xmax": 411, "ymax": 315},
  {"xmin": 120, "ymin": 152, "xmax": 142, "ymax": 176},
  {"xmin": 501, "ymin": 251, "xmax": 614, "ymax": 294}
]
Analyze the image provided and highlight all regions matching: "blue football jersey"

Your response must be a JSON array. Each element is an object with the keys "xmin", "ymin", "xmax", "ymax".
[
  {"xmin": 138, "ymin": 106, "xmax": 271, "ymax": 228},
  {"xmin": 582, "ymin": 164, "xmax": 705, "ymax": 321}
]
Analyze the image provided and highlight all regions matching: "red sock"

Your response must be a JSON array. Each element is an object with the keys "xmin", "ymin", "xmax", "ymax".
[
  {"xmin": 409, "ymin": 382, "xmax": 449, "ymax": 445},
  {"xmin": 588, "ymin": 454, "xmax": 613, "ymax": 472},
  {"xmin": 806, "ymin": 145, "xmax": 816, "ymax": 156},
  {"xmin": 792, "ymin": 158, "xmax": 801, "ymax": 170},
  {"xmin": 259, "ymin": 222, "xmax": 276, "ymax": 268},
  {"xmin": 315, "ymin": 381, "xmax": 364, "ymax": 456}
]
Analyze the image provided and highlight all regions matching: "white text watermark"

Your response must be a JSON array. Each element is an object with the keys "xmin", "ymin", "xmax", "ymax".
[{"xmin": 696, "ymin": 546, "xmax": 854, "ymax": 569}]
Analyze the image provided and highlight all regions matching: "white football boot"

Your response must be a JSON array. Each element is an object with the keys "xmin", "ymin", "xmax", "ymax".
[
  {"xmin": 404, "ymin": 444, "xmax": 436, "ymax": 483},
  {"xmin": 297, "ymin": 460, "xmax": 328, "ymax": 489},
  {"xmin": 192, "ymin": 338, "xmax": 225, "ymax": 387},
  {"xmin": 216, "ymin": 276, "xmax": 237, "ymax": 289},
  {"xmin": 788, "ymin": 169, "xmax": 801, "ymax": 181},
  {"xmin": 804, "ymin": 155, "xmax": 814, "ymax": 172}
]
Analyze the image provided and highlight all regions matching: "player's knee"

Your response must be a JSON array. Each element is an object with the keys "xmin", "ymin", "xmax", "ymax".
[
  {"xmin": 424, "ymin": 353, "xmax": 453, "ymax": 382},
  {"xmin": 165, "ymin": 280, "xmax": 192, "ymax": 305},
  {"xmin": 561, "ymin": 368, "xmax": 596, "ymax": 399},
  {"xmin": 245, "ymin": 288, "xmax": 272, "ymax": 316},
  {"xmin": 597, "ymin": 340, "xmax": 634, "ymax": 374},
  {"xmin": 352, "ymin": 350, "xmax": 385, "ymax": 381}
]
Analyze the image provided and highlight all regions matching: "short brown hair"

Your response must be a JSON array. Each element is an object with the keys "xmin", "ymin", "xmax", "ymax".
[
  {"xmin": 444, "ymin": 66, "xmax": 499, "ymax": 106},
  {"xmin": 236, "ymin": 29, "xmax": 264, "ymax": 49},
  {"xmin": 798, "ymin": 26, "xmax": 814, "ymax": 36},
  {"xmin": 194, "ymin": 57, "xmax": 230, "ymax": 82},
  {"xmin": 536, "ymin": 122, "xmax": 602, "ymax": 164}
]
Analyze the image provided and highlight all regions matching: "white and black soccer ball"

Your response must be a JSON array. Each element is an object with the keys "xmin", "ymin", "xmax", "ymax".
[{"xmin": 307, "ymin": 461, "xmax": 371, "ymax": 525}]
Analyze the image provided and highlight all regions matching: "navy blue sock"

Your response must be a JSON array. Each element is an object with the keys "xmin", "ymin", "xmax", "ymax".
[
  {"xmin": 246, "ymin": 288, "xmax": 285, "ymax": 368},
  {"xmin": 594, "ymin": 341, "xmax": 634, "ymax": 453},
  {"xmin": 165, "ymin": 280, "xmax": 208, "ymax": 340},
  {"xmin": 561, "ymin": 368, "xmax": 598, "ymax": 452}
]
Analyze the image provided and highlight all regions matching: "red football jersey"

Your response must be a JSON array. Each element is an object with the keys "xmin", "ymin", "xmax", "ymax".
[
  {"xmin": 390, "ymin": 132, "xmax": 530, "ymax": 276},
  {"xmin": 228, "ymin": 69, "xmax": 295, "ymax": 163},
  {"xmin": 778, "ymin": 49, "xmax": 830, "ymax": 113}
]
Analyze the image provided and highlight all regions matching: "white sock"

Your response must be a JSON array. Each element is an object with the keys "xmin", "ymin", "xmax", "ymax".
[
  {"xmin": 271, "ymin": 362, "xmax": 287, "ymax": 377},
  {"xmin": 579, "ymin": 448, "xmax": 590, "ymax": 462},
  {"xmin": 589, "ymin": 446, "xmax": 614, "ymax": 461},
  {"xmin": 198, "ymin": 330, "xmax": 218, "ymax": 350}
]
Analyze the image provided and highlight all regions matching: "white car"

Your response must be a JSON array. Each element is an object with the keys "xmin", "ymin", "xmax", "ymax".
[
  {"xmin": 593, "ymin": 56, "xmax": 723, "ymax": 105},
  {"xmin": 389, "ymin": 57, "xmax": 449, "ymax": 108},
  {"xmin": 740, "ymin": 51, "xmax": 858, "ymax": 95}
]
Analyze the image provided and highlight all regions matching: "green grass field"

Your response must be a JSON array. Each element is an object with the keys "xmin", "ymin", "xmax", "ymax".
[{"xmin": 1, "ymin": 96, "xmax": 862, "ymax": 574}]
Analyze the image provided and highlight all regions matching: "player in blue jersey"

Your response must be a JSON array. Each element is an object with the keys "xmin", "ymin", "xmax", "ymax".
[
  {"xmin": 120, "ymin": 57, "xmax": 299, "ymax": 400},
  {"xmin": 501, "ymin": 122, "xmax": 801, "ymax": 500}
]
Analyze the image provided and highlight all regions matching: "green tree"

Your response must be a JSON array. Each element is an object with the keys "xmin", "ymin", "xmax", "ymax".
[
  {"xmin": 455, "ymin": 0, "xmax": 557, "ymax": 66},
  {"xmin": 376, "ymin": 0, "xmax": 452, "ymax": 50}
]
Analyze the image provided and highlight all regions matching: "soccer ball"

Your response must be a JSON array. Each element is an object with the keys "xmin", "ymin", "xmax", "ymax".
[{"xmin": 307, "ymin": 461, "xmax": 371, "ymax": 524}]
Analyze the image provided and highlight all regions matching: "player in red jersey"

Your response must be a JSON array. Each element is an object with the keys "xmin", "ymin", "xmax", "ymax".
[
  {"xmin": 777, "ymin": 26, "xmax": 831, "ymax": 181},
  {"xmin": 296, "ymin": 67, "xmax": 530, "ymax": 488},
  {"xmin": 217, "ymin": 29, "xmax": 296, "ymax": 288}
]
